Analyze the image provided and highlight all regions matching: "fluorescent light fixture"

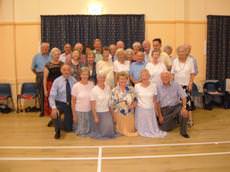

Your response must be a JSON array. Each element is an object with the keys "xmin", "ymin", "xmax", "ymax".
[{"xmin": 88, "ymin": 3, "xmax": 102, "ymax": 15}]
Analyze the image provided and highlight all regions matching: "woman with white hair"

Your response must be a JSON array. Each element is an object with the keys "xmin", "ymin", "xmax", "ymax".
[
  {"xmin": 90, "ymin": 72, "xmax": 115, "ymax": 139},
  {"xmin": 113, "ymin": 48, "xmax": 130, "ymax": 84},
  {"xmin": 125, "ymin": 48, "xmax": 135, "ymax": 62},
  {"xmin": 132, "ymin": 41, "xmax": 142, "ymax": 54},
  {"xmin": 43, "ymin": 47, "xmax": 63, "ymax": 116},
  {"xmin": 171, "ymin": 45, "xmax": 195, "ymax": 127},
  {"xmin": 134, "ymin": 69, "xmax": 167, "ymax": 138}
]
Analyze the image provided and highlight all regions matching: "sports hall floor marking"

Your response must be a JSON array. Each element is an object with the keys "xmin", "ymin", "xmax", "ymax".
[
  {"xmin": 0, "ymin": 140, "xmax": 230, "ymax": 149},
  {"xmin": 1, "ymin": 140, "xmax": 230, "ymax": 172}
]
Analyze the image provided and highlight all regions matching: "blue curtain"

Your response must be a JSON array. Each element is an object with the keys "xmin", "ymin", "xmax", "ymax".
[
  {"xmin": 41, "ymin": 14, "xmax": 145, "ymax": 50},
  {"xmin": 206, "ymin": 15, "xmax": 230, "ymax": 80}
]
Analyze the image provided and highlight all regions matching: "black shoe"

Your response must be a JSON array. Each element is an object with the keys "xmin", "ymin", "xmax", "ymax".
[
  {"xmin": 54, "ymin": 130, "xmax": 61, "ymax": 139},
  {"xmin": 39, "ymin": 112, "xmax": 44, "ymax": 117},
  {"xmin": 181, "ymin": 133, "xmax": 190, "ymax": 138},
  {"xmin": 47, "ymin": 120, "xmax": 53, "ymax": 127}
]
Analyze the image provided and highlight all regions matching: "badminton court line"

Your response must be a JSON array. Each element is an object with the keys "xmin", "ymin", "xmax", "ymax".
[
  {"xmin": 0, "ymin": 151, "xmax": 230, "ymax": 161},
  {"xmin": 0, "ymin": 140, "xmax": 230, "ymax": 149}
]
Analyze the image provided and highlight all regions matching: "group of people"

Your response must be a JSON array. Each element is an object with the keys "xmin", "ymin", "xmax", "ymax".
[{"xmin": 32, "ymin": 38, "xmax": 198, "ymax": 139}]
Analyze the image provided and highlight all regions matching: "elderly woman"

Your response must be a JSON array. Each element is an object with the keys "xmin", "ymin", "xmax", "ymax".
[
  {"xmin": 90, "ymin": 72, "xmax": 115, "ymax": 139},
  {"xmin": 73, "ymin": 42, "xmax": 87, "ymax": 66},
  {"xmin": 96, "ymin": 47, "xmax": 114, "ymax": 88},
  {"xmin": 135, "ymin": 69, "xmax": 167, "ymax": 138},
  {"xmin": 71, "ymin": 67, "xmax": 94, "ymax": 136},
  {"xmin": 111, "ymin": 72, "xmax": 137, "ymax": 136},
  {"xmin": 171, "ymin": 45, "xmax": 195, "ymax": 127},
  {"xmin": 132, "ymin": 41, "xmax": 142, "ymax": 54},
  {"xmin": 70, "ymin": 50, "xmax": 82, "ymax": 81},
  {"xmin": 125, "ymin": 48, "xmax": 135, "ymax": 62},
  {"xmin": 145, "ymin": 49, "xmax": 167, "ymax": 84},
  {"xmin": 85, "ymin": 51, "xmax": 97, "ymax": 84},
  {"xmin": 113, "ymin": 48, "xmax": 130, "ymax": 84},
  {"xmin": 43, "ymin": 47, "xmax": 63, "ymax": 116}
]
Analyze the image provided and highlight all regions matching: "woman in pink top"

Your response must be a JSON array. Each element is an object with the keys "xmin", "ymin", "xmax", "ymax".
[{"xmin": 71, "ymin": 67, "xmax": 94, "ymax": 136}]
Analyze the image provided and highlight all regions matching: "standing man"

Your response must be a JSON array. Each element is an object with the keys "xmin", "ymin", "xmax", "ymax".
[
  {"xmin": 32, "ymin": 42, "xmax": 51, "ymax": 117},
  {"xmin": 49, "ymin": 64, "xmax": 76, "ymax": 139},
  {"xmin": 142, "ymin": 40, "xmax": 151, "ymax": 62}
]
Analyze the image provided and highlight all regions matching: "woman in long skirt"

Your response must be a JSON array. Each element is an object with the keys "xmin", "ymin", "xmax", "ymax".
[
  {"xmin": 90, "ymin": 73, "xmax": 115, "ymax": 139},
  {"xmin": 134, "ymin": 69, "xmax": 167, "ymax": 138}
]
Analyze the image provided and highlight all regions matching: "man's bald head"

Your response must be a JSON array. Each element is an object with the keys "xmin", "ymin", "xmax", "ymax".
[{"xmin": 160, "ymin": 71, "xmax": 172, "ymax": 85}]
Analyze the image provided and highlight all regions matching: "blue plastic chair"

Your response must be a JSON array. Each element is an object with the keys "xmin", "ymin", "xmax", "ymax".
[
  {"xmin": 17, "ymin": 83, "xmax": 39, "ymax": 112},
  {"xmin": 0, "ymin": 83, "xmax": 14, "ymax": 110}
]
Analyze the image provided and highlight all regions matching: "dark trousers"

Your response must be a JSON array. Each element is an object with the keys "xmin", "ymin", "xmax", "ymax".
[
  {"xmin": 36, "ymin": 72, "xmax": 44, "ymax": 114},
  {"xmin": 159, "ymin": 104, "xmax": 188, "ymax": 135},
  {"xmin": 53, "ymin": 101, "xmax": 73, "ymax": 133}
]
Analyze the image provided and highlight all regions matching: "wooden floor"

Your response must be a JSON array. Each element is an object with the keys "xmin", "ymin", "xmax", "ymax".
[{"xmin": 0, "ymin": 108, "xmax": 230, "ymax": 172}]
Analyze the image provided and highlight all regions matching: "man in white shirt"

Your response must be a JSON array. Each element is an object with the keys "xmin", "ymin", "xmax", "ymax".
[{"xmin": 59, "ymin": 43, "xmax": 72, "ymax": 63}]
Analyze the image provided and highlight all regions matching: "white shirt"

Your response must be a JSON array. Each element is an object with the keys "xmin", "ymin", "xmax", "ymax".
[
  {"xmin": 91, "ymin": 85, "xmax": 111, "ymax": 112},
  {"xmin": 171, "ymin": 57, "xmax": 195, "ymax": 86},
  {"xmin": 59, "ymin": 53, "xmax": 71, "ymax": 63},
  {"xmin": 145, "ymin": 62, "xmax": 167, "ymax": 84},
  {"xmin": 135, "ymin": 83, "xmax": 157, "ymax": 109},
  {"xmin": 71, "ymin": 81, "xmax": 94, "ymax": 112},
  {"xmin": 113, "ymin": 60, "xmax": 130, "ymax": 73}
]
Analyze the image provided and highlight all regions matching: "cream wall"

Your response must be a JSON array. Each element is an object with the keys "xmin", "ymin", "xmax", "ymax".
[{"xmin": 0, "ymin": 0, "xmax": 230, "ymax": 98}]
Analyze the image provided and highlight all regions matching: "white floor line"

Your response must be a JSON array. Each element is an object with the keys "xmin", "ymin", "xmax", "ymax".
[
  {"xmin": 102, "ymin": 151, "xmax": 230, "ymax": 160},
  {"xmin": 0, "ymin": 151, "xmax": 230, "ymax": 161},
  {"xmin": 0, "ymin": 140, "xmax": 230, "ymax": 149},
  {"xmin": 0, "ymin": 157, "xmax": 98, "ymax": 161},
  {"xmin": 97, "ymin": 147, "xmax": 102, "ymax": 172}
]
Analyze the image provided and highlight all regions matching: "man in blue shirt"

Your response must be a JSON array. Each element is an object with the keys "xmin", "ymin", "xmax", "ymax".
[
  {"xmin": 155, "ymin": 71, "xmax": 190, "ymax": 138},
  {"xmin": 49, "ymin": 64, "xmax": 76, "ymax": 139},
  {"xmin": 31, "ymin": 42, "xmax": 51, "ymax": 116},
  {"xmin": 129, "ymin": 51, "xmax": 146, "ymax": 85}
]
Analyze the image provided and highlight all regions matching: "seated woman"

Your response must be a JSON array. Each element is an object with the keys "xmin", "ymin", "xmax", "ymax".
[
  {"xmin": 71, "ymin": 67, "xmax": 94, "ymax": 136},
  {"xmin": 43, "ymin": 47, "xmax": 63, "ymax": 116},
  {"xmin": 111, "ymin": 72, "xmax": 137, "ymax": 136},
  {"xmin": 134, "ymin": 69, "xmax": 167, "ymax": 138},
  {"xmin": 145, "ymin": 49, "xmax": 167, "ymax": 84},
  {"xmin": 90, "ymin": 72, "xmax": 115, "ymax": 139}
]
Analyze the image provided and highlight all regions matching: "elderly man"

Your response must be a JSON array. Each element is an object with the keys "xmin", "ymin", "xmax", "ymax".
[
  {"xmin": 93, "ymin": 39, "xmax": 103, "ymax": 63},
  {"xmin": 59, "ymin": 43, "xmax": 72, "ymax": 64},
  {"xmin": 116, "ymin": 40, "xmax": 125, "ymax": 49},
  {"xmin": 155, "ymin": 71, "xmax": 190, "ymax": 138},
  {"xmin": 152, "ymin": 38, "xmax": 172, "ymax": 70},
  {"xmin": 129, "ymin": 51, "xmax": 146, "ymax": 85},
  {"xmin": 142, "ymin": 40, "xmax": 151, "ymax": 63},
  {"xmin": 49, "ymin": 64, "xmax": 76, "ymax": 139},
  {"xmin": 32, "ymin": 42, "xmax": 51, "ymax": 117},
  {"xmin": 109, "ymin": 44, "xmax": 117, "ymax": 62}
]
